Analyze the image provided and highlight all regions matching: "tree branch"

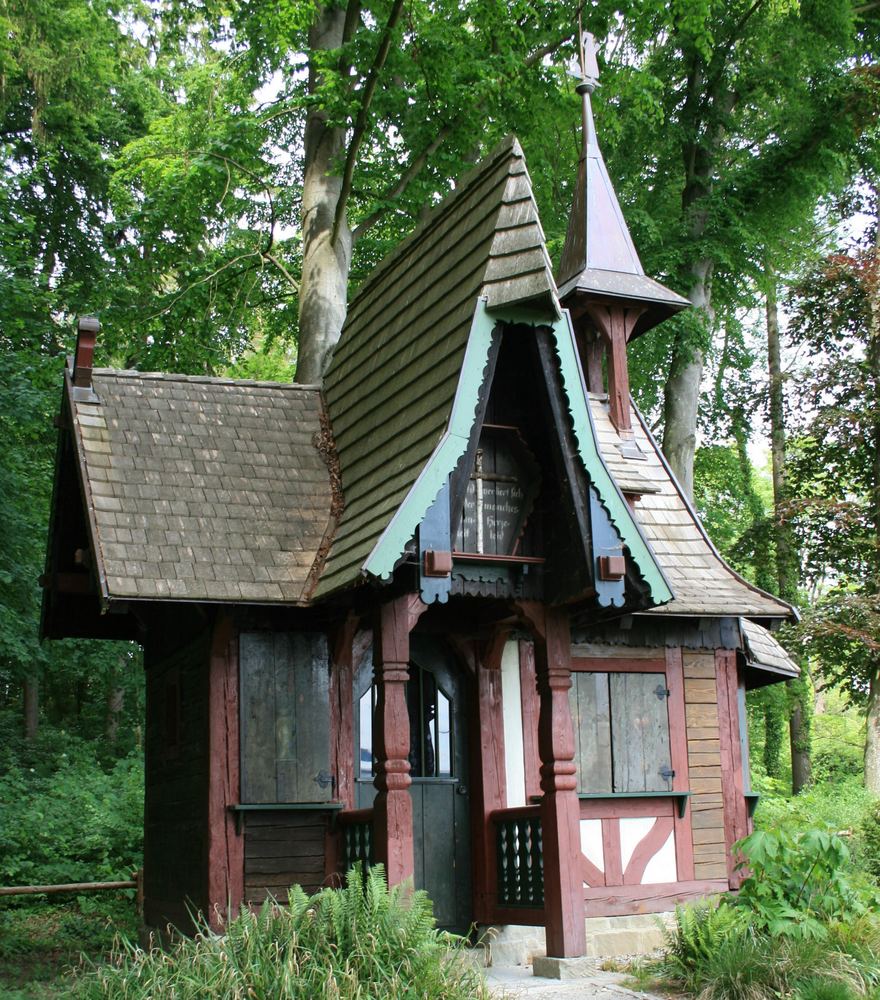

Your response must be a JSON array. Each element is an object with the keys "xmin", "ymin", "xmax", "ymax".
[
  {"xmin": 351, "ymin": 122, "xmax": 454, "ymax": 241},
  {"xmin": 331, "ymin": 0, "xmax": 406, "ymax": 244}
]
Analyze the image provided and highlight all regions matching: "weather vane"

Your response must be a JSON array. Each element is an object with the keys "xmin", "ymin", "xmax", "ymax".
[{"xmin": 576, "ymin": 14, "xmax": 600, "ymax": 95}]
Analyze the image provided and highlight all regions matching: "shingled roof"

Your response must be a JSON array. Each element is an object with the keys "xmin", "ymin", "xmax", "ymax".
[
  {"xmin": 588, "ymin": 395, "xmax": 794, "ymax": 619},
  {"xmin": 63, "ymin": 370, "xmax": 334, "ymax": 604},
  {"xmin": 316, "ymin": 135, "xmax": 558, "ymax": 598}
]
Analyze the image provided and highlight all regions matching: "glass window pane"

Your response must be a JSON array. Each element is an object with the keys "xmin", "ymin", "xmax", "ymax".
[
  {"xmin": 358, "ymin": 688, "xmax": 373, "ymax": 778},
  {"xmin": 437, "ymin": 690, "xmax": 452, "ymax": 777}
]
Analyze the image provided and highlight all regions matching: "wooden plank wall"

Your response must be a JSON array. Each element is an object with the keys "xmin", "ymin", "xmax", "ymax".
[
  {"xmin": 244, "ymin": 811, "xmax": 331, "ymax": 905},
  {"xmin": 143, "ymin": 615, "xmax": 212, "ymax": 930},
  {"xmin": 683, "ymin": 652, "xmax": 728, "ymax": 881}
]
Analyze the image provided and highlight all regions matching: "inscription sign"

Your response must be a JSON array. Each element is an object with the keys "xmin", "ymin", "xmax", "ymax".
[{"xmin": 455, "ymin": 429, "xmax": 538, "ymax": 556}]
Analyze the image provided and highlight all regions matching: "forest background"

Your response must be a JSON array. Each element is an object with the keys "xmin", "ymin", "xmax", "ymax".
[{"xmin": 1, "ymin": 0, "xmax": 880, "ymax": 993}]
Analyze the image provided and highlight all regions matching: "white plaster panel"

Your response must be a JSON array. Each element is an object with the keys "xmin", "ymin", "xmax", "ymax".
[
  {"xmin": 579, "ymin": 819, "xmax": 604, "ymax": 883},
  {"xmin": 619, "ymin": 816, "xmax": 656, "ymax": 872},
  {"xmin": 641, "ymin": 830, "xmax": 677, "ymax": 884},
  {"xmin": 501, "ymin": 640, "xmax": 526, "ymax": 807}
]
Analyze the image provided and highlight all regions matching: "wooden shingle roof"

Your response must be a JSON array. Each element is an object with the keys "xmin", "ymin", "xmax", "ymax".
[
  {"xmin": 741, "ymin": 618, "xmax": 799, "ymax": 681},
  {"xmin": 66, "ymin": 370, "xmax": 334, "ymax": 604},
  {"xmin": 316, "ymin": 135, "xmax": 558, "ymax": 598},
  {"xmin": 588, "ymin": 395, "xmax": 794, "ymax": 619}
]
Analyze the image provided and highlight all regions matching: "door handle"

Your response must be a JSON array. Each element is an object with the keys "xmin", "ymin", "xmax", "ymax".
[{"xmin": 456, "ymin": 784, "xmax": 468, "ymax": 796}]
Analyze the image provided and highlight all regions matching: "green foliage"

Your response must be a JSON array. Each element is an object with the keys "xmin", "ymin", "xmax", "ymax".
[
  {"xmin": 74, "ymin": 865, "xmax": 489, "ymax": 999},
  {"xmin": 733, "ymin": 827, "xmax": 876, "ymax": 939},
  {"xmin": 859, "ymin": 801, "xmax": 880, "ymax": 883},
  {"xmin": 0, "ymin": 719, "xmax": 143, "ymax": 891}
]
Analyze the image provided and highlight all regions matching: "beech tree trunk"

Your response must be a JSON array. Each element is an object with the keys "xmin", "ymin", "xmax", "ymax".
[
  {"xmin": 663, "ymin": 257, "xmax": 711, "ymax": 500},
  {"xmin": 23, "ymin": 677, "xmax": 39, "ymax": 740},
  {"xmin": 766, "ymin": 278, "xmax": 812, "ymax": 793},
  {"xmin": 865, "ymin": 196, "xmax": 880, "ymax": 793},
  {"xmin": 295, "ymin": 4, "xmax": 353, "ymax": 385}
]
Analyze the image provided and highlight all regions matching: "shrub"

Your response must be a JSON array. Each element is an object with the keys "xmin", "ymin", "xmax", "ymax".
[
  {"xmin": 733, "ymin": 828, "xmax": 877, "ymax": 938},
  {"xmin": 859, "ymin": 801, "xmax": 880, "ymax": 883},
  {"xmin": 74, "ymin": 865, "xmax": 490, "ymax": 999}
]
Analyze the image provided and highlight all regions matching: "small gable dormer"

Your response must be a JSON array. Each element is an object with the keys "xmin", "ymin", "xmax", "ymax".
[
  {"xmin": 557, "ymin": 32, "xmax": 689, "ymax": 435},
  {"xmin": 416, "ymin": 313, "xmax": 669, "ymax": 613}
]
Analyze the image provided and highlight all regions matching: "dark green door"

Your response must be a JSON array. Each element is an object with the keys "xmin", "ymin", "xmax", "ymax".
[{"xmin": 355, "ymin": 636, "xmax": 472, "ymax": 933}]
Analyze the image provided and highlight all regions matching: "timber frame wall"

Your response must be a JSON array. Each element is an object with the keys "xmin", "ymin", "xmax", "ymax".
[{"xmin": 144, "ymin": 608, "xmax": 752, "ymax": 943}]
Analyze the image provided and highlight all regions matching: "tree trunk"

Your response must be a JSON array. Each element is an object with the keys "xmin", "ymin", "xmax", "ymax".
[
  {"xmin": 105, "ymin": 660, "xmax": 124, "ymax": 749},
  {"xmin": 663, "ymin": 257, "xmax": 711, "ymax": 499},
  {"xmin": 865, "ymin": 192, "xmax": 880, "ymax": 794},
  {"xmin": 867, "ymin": 667, "xmax": 880, "ymax": 793},
  {"xmin": 767, "ymin": 277, "xmax": 812, "ymax": 793},
  {"xmin": 295, "ymin": 4, "xmax": 353, "ymax": 384},
  {"xmin": 23, "ymin": 677, "xmax": 39, "ymax": 740}
]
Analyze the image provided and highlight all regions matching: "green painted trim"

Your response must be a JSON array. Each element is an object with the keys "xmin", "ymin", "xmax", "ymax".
[
  {"xmin": 363, "ymin": 299, "xmax": 496, "ymax": 581},
  {"xmin": 551, "ymin": 311, "xmax": 674, "ymax": 605}
]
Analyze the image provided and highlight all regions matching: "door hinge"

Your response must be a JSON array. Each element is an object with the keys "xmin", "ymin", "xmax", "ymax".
[
  {"xmin": 659, "ymin": 765, "xmax": 675, "ymax": 782},
  {"xmin": 654, "ymin": 684, "xmax": 671, "ymax": 700},
  {"xmin": 314, "ymin": 770, "xmax": 335, "ymax": 791}
]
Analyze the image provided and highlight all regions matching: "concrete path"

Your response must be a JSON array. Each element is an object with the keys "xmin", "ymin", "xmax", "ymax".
[{"xmin": 485, "ymin": 965, "xmax": 666, "ymax": 1000}]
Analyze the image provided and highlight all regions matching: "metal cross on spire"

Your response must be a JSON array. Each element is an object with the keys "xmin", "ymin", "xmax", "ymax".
[{"xmin": 577, "ymin": 24, "xmax": 600, "ymax": 94}]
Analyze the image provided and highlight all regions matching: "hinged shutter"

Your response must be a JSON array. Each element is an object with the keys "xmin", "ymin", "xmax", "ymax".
[{"xmin": 240, "ymin": 632, "xmax": 331, "ymax": 804}]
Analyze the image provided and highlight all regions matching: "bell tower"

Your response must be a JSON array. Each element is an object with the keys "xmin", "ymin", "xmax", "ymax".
[{"xmin": 558, "ymin": 31, "xmax": 689, "ymax": 436}]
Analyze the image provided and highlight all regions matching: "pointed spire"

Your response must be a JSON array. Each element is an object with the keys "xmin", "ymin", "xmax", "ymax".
[{"xmin": 557, "ymin": 30, "xmax": 689, "ymax": 340}]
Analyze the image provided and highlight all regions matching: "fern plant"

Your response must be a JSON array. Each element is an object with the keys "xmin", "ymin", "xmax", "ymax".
[{"xmin": 73, "ymin": 865, "xmax": 489, "ymax": 999}]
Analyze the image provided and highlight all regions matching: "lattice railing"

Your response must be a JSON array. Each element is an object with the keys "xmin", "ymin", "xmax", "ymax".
[
  {"xmin": 494, "ymin": 809, "xmax": 544, "ymax": 908},
  {"xmin": 339, "ymin": 809, "xmax": 374, "ymax": 871}
]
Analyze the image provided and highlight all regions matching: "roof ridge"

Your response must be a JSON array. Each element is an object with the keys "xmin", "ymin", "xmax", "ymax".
[
  {"xmin": 91, "ymin": 368, "xmax": 320, "ymax": 390},
  {"xmin": 345, "ymin": 135, "xmax": 523, "ymax": 312}
]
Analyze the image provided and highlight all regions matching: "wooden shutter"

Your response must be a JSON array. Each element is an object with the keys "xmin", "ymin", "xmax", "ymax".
[
  {"xmin": 569, "ymin": 672, "xmax": 612, "ymax": 793},
  {"xmin": 240, "ymin": 632, "xmax": 331, "ymax": 804},
  {"xmin": 610, "ymin": 672, "xmax": 672, "ymax": 793}
]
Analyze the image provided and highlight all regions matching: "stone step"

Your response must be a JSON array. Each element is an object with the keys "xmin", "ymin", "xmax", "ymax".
[{"xmin": 479, "ymin": 913, "xmax": 673, "ymax": 967}]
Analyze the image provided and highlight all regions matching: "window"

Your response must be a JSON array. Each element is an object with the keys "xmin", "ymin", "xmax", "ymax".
[
  {"xmin": 569, "ymin": 668, "xmax": 673, "ymax": 793},
  {"xmin": 358, "ymin": 663, "xmax": 453, "ymax": 779},
  {"xmin": 239, "ymin": 632, "xmax": 331, "ymax": 803}
]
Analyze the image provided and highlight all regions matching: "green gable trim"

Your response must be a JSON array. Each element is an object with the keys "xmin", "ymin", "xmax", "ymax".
[
  {"xmin": 362, "ymin": 298, "xmax": 672, "ymax": 606},
  {"xmin": 363, "ymin": 299, "xmax": 498, "ymax": 582},
  {"xmin": 551, "ymin": 312, "xmax": 673, "ymax": 606}
]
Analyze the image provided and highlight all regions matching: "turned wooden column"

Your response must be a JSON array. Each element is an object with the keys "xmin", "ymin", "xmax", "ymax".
[
  {"xmin": 372, "ymin": 596, "xmax": 417, "ymax": 885},
  {"xmin": 535, "ymin": 607, "xmax": 586, "ymax": 958}
]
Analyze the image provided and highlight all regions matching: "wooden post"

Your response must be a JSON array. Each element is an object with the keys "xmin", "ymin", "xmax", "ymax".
[
  {"xmin": 584, "ymin": 303, "xmax": 643, "ymax": 435},
  {"xmin": 534, "ymin": 607, "xmax": 586, "ymax": 958},
  {"xmin": 716, "ymin": 649, "xmax": 748, "ymax": 888},
  {"xmin": 472, "ymin": 631, "xmax": 508, "ymax": 923},
  {"xmin": 372, "ymin": 595, "xmax": 422, "ymax": 886},
  {"xmin": 206, "ymin": 614, "xmax": 244, "ymax": 929}
]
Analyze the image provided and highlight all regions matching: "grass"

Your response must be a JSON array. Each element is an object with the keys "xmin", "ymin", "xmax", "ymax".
[{"xmin": 0, "ymin": 897, "xmax": 138, "ymax": 999}]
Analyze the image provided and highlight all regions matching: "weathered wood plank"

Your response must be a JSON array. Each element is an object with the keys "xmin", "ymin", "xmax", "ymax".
[
  {"xmin": 692, "ymin": 827, "xmax": 727, "ymax": 846},
  {"xmin": 686, "ymin": 703, "xmax": 719, "ymax": 729},
  {"xmin": 682, "ymin": 656, "xmax": 716, "ymax": 680},
  {"xmin": 691, "ymin": 808, "xmax": 725, "ymax": 829},
  {"xmin": 570, "ymin": 672, "xmax": 612, "ymax": 793},
  {"xmin": 694, "ymin": 861, "xmax": 729, "ymax": 880},
  {"xmin": 240, "ymin": 632, "xmax": 276, "ymax": 803},
  {"xmin": 688, "ymin": 739, "xmax": 721, "ymax": 754},
  {"xmin": 686, "ymin": 726, "xmax": 722, "ymax": 741},
  {"xmin": 684, "ymin": 679, "xmax": 717, "ymax": 704},
  {"xmin": 611, "ymin": 672, "xmax": 671, "ymax": 793}
]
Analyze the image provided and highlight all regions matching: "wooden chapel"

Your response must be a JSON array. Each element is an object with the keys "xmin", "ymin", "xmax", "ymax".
[{"xmin": 42, "ymin": 34, "xmax": 798, "ymax": 960}]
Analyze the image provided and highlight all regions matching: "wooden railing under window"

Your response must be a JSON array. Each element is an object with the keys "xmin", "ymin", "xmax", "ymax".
[
  {"xmin": 493, "ymin": 806, "xmax": 544, "ymax": 909},
  {"xmin": 338, "ymin": 808, "xmax": 374, "ymax": 871}
]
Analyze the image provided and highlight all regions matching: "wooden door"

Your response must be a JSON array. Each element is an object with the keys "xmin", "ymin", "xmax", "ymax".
[{"xmin": 355, "ymin": 636, "xmax": 472, "ymax": 933}]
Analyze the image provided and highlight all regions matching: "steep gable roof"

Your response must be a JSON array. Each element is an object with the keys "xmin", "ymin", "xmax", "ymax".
[
  {"xmin": 60, "ymin": 370, "xmax": 334, "ymax": 604},
  {"xmin": 316, "ymin": 136, "xmax": 558, "ymax": 598},
  {"xmin": 588, "ymin": 395, "xmax": 794, "ymax": 619}
]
